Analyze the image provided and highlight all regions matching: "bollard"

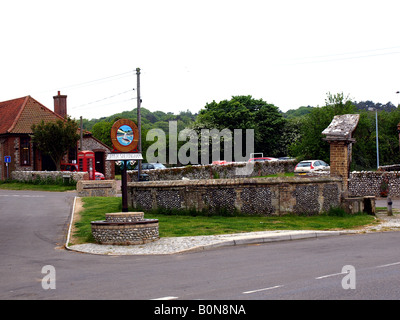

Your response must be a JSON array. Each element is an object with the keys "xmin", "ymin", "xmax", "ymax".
[{"xmin": 387, "ymin": 197, "xmax": 393, "ymax": 216}]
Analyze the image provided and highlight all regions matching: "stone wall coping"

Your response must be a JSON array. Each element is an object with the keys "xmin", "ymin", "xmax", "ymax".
[
  {"xmin": 127, "ymin": 176, "xmax": 342, "ymax": 188},
  {"xmin": 91, "ymin": 219, "xmax": 158, "ymax": 226},
  {"xmin": 351, "ymin": 171, "xmax": 400, "ymax": 175},
  {"xmin": 11, "ymin": 170, "xmax": 87, "ymax": 181},
  {"xmin": 127, "ymin": 160, "xmax": 297, "ymax": 182},
  {"xmin": 322, "ymin": 114, "xmax": 360, "ymax": 139},
  {"xmin": 127, "ymin": 160, "xmax": 297, "ymax": 173},
  {"xmin": 105, "ymin": 212, "xmax": 144, "ymax": 216},
  {"xmin": 79, "ymin": 179, "xmax": 116, "ymax": 184}
]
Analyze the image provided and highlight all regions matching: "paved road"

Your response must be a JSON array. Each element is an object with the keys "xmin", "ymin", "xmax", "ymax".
[
  {"xmin": 376, "ymin": 198, "xmax": 400, "ymax": 209},
  {"xmin": 1, "ymin": 189, "xmax": 400, "ymax": 301}
]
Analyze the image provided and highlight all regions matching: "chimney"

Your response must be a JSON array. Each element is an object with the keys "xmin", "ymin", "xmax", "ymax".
[{"xmin": 53, "ymin": 91, "xmax": 67, "ymax": 118}]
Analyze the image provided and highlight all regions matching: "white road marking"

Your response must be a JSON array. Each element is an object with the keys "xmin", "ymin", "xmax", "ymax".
[
  {"xmin": 315, "ymin": 271, "xmax": 347, "ymax": 280},
  {"xmin": 243, "ymin": 285, "xmax": 283, "ymax": 294},
  {"xmin": 375, "ymin": 261, "xmax": 400, "ymax": 269},
  {"xmin": 317, "ymin": 262, "xmax": 400, "ymax": 279},
  {"xmin": 151, "ymin": 296, "xmax": 179, "ymax": 300},
  {"xmin": 150, "ymin": 261, "xmax": 400, "ymax": 299}
]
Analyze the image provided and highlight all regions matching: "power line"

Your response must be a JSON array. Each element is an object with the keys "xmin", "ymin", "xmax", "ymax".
[
  {"xmin": 71, "ymin": 89, "xmax": 134, "ymax": 109},
  {"xmin": 35, "ymin": 69, "xmax": 135, "ymax": 94},
  {"xmin": 282, "ymin": 47, "xmax": 400, "ymax": 66},
  {"xmin": 295, "ymin": 45, "xmax": 400, "ymax": 61},
  {"xmin": 73, "ymin": 97, "xmax": 136, "ymax": 111},
  {"xmin": 60, "ymin": 71, "xmax": 134, "ymax": 90}
]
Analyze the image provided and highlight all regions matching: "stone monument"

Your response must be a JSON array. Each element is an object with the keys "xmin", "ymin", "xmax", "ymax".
[{"xmin": 322, "ymin": 114, "xmax": 360, "ymax": 191}]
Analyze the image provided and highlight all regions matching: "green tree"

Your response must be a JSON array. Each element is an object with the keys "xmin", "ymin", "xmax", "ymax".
[
  {"xmin": 289, "ymin": 92, "xmax": 355, "ymax": 163},
  {"xmin": 195, "ymin": 95, "xmax": 286, "ymax": 158},
  {"xmin": 92, "ymin": 121, "xmax": 113, "ymax": 148},
  {"xmin": 377, "ymin": 109, "xmax": 400, "ymax": 165},
  {"xmin": 351, "ymin": 107, "xmax": 400, "ymax": 170},
  {"xmin": 280, "ymin": 117, "xmax": 302, "ymax": 156},
  {"xmin": 31, "ymin": 117, "xmax": 80, "ymax": 170},
  {"xmin": 283, "ymin": 106, "xmax": 314, "ymax": 119},
  {"xmin": 351, "ymin": 111, "xmax": 376, "ymax": 170}
]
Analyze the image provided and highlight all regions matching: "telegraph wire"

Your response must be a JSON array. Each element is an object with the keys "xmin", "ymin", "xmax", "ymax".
[
  {"xmin": 71, "ymin": 89, "xmax": 135, "ymax": 109},
  {"xmin": 34, "ymin": 69, "xmax": 135, "ymax": 94},
  {"xmin": 60, "ymin": 71, "xmax": 134, "ymax": 90},
  {"xmin": 73, "ymin": 97, "xmax": 137, "ymax": 112},
  {"xmin": 286, "ymin": 51, "xmax": 400, "ymax": 66},
  {"xmin": 293, "ymin": 45, "xmax": 400, "ymax": 61},
  {"xmin": 281, "ymin": 46, "xmax": 400, "ymax": 66}
]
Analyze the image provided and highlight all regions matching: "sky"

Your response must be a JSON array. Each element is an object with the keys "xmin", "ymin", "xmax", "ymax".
[{"xmin": 1, "ymin": 0, "xmax": 400, "ymax": 120}]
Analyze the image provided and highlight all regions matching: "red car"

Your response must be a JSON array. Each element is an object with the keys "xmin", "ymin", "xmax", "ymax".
[
  {"xmin": 212, "ymin": 160, "xmax": 228, "ymax": 165},
  {"xmin": 60, "ymin": 163, "xmax": 105, "ymax": 180}
]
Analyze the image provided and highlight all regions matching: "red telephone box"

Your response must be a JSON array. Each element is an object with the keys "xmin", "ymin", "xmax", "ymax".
[{"xmin": 78, "ymin": 151, "xmax": 95, "ymax": 180}]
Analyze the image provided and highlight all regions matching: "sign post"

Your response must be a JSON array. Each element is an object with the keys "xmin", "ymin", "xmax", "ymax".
[
  {"xmin": 107, "ymin": 119, "xmax": 142, "ymax": 212},
  {"xmin": 4, "ymin": 156, "xmax": 11, "ymax": 180}
]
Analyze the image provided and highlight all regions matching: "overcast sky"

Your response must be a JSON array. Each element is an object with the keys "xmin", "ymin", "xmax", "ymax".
[{"xmin": 1, "ymin": 0, "xmax": 400, "ymax": 120}]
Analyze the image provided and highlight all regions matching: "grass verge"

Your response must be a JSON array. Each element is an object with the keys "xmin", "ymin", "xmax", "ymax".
[
  {"xmin": 255, "ymin": 172, "xmax": 295, "ymax": 178},
  {"xmin": 0, "ymin": 179, "xmax": 76, "ymax": 192},
  {"xmin": 70, "ymin": 197, "xmax": 378, "ymax": 244}
]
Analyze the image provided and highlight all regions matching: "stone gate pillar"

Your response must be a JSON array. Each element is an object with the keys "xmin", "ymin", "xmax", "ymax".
[{"xmin": 322, "ymin": 114, "xmax": 360, "ymax": 192}]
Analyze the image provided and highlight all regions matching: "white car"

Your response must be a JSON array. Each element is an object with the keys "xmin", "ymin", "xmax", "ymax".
[{"xmin": 294, "ymin": 160, "xmax": 330, "ymax": 175}]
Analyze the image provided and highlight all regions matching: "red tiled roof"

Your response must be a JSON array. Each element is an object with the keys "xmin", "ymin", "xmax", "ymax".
[
  {"xmin": 0, "ymin": 96, "xmax": 64, "ymax": 135},
  {"xmin": 0, "ymin": 96, "xmax": 28, "ymax": 134}
]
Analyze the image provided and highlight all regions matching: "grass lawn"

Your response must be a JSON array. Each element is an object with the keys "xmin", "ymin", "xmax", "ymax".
[
  {"xmin": 0, "ymin": 180, "xmax": 76, "ymax": 192},
  {"xmin": 256, "ymin": 172, "xmax": 295, "ymax": 178},
  {"xmin": 71, "ymin": 197, "xmax": 378, "ymax": 244}
]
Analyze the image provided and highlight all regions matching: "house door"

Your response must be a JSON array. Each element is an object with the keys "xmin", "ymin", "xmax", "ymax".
[
  {"xmin": 95, "ymin": 151, "xmax": 105, "ymax": 174},
  {"xmin": 42, "ymin": 154, "xmax": 56, "ymax": 171}
]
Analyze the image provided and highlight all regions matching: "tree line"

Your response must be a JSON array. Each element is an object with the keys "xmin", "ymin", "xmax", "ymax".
[{"xmin": 85, "ymin": 93, "xmax": 400, "ymax": 170}]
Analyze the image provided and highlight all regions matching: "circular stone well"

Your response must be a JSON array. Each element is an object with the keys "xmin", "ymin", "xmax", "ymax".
[{"xmin": 91, "ymin": 212, "xmax": 159, "ymax": 245}]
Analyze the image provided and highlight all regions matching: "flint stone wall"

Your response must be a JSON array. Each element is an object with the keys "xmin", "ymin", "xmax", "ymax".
[
  {"xmin": 11, "ymin": 170, "xmax": 87, "ymax": 182},
  {"xmin": 128, "ymin": 176, "xmax": 342, "ymax": 216},
  {"xmin": 91, "ymin": 220, "xmax": 159, "ymax": 245},
  {"xmin": 127, "ymin": 160, "xmax": 297, "ymax": 182},
  {"xmin": 349, "ymin": 171, "xmax": 400, "ymax": 198},
  {"xmin": 91, "ymin": 212, "xmax": 159, "ymax": 245}
]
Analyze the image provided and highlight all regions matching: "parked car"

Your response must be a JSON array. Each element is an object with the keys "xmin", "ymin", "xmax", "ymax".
[
  {"xmin": 294, "ymin": 160, "xmax": 330, "ymax": 175},
  {"xmin": 60, "ymin": 163, "xmax": 78, "ymax": 172},
  {"xmin": 94, "ymin": 172, "xmax": 105, "ymax": 180},
  {"xmin": 278, "ymin": 157, "xmax": 296, "ymax": 161},
  {"xmin": 133, "ymin": 163, "xmax": 166, "ymax": 170},
  {"xmin": 60, "ymin": 163, "xmax": 105, "ymax": 180},
  {"xmin": 212, "ymin": 160, "xmax": 230, "ymax": 165},
  {"xmin": 248, "ymin": 157, "xmax": 278, "ymax": 162}
]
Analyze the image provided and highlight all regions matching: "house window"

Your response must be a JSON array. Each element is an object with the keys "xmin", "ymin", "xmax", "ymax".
[{"xmin": 20, "ymin": 137, "xmax": 31, "ymax": 166}]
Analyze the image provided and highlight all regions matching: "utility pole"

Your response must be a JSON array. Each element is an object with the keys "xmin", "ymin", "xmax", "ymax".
[
  {"xmin": 369, "ymin": 107, "xmax": 380, "ymax": 169},
  {"xmin": 375, "ymin": 109, "xmax": 379, "ymax": 169},
  {"xmin": 80, "ymin": 116, "xmax": 83, "ymax": 151},
  {"xmin": 136, "ymin": 68, "xmax": 142, "ymax": 181}
]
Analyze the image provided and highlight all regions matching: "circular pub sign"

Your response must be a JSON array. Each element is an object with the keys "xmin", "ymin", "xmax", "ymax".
[{"xmin": 110, "ymin": 119, "xmax": 139, "ymax": 152}]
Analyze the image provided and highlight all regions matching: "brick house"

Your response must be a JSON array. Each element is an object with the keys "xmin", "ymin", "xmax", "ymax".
[{"xmin": 0, "ymin": 92, "xmax": 114, "ymax": 180}]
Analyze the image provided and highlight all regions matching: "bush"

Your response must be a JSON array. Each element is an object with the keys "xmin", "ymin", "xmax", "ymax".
[
  {"xmin": 324, "ymin": 206, "xmax": 366, "ymax": 217},
  {"xmin": 30, "ymin": 176, "xmax": 76, "ymax": 186},
  {"xmin": 325, "ymin": 206, "xmax": 347, "ymax": 217}
]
